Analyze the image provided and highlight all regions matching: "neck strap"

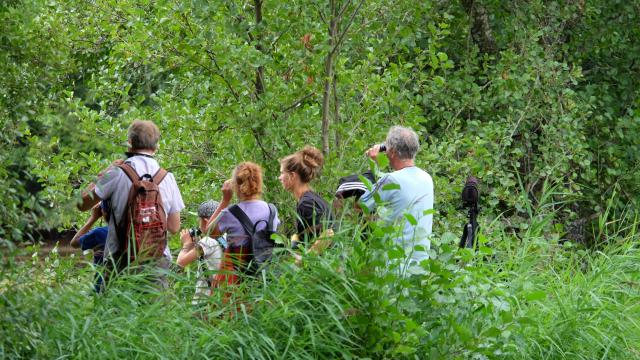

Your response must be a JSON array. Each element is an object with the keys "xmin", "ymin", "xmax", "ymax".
[{"xmin": 125, "ymin": 152, "xmax": 154, "ymax": 159}]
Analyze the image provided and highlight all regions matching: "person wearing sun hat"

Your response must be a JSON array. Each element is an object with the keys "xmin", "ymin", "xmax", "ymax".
[{"xmin": 177, "ymin": 200, "xmax": 228, "ymax": 308}]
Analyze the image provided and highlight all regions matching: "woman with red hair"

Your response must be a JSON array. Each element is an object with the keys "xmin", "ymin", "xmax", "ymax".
[{"xmin": 207, "ymin": 162, "xmax": 280, "ymax": 288}]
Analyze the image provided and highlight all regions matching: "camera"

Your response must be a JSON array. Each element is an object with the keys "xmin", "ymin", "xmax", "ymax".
[
  {"xmin": 188, "ymin": 228, "xmax": 201, "ymax": 239},
  {"xmin": 378, "ymin": 143, "xmax": 387, "ymax": 152}
]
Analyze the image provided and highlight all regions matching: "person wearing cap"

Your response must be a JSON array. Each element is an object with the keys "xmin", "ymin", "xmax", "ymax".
[
  {"xmin": 333, "ymin": 170, "xmax": 376, "ymax": 215},
  {"xmin": 360, "ymin": 126, "xmax": 434, "ymax": 271},
  {"xmin": 70, "ymin": 201, "xmax": 110, "ymax": 292},
  {"xmin": 177, "ymin": 200, "xmax": 227, "ymax": 307},
  {"xmin": 334, "ymin": 170, "xmax": 376, "ymax": 200}
]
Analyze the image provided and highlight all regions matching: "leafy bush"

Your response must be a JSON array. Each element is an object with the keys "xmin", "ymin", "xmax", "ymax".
[
  {"xmin": 1, "ymin": 1, "xmax": 639, "ymax": 357},
  {"xmin": 2, "ymin": 211, "xmax": 638, "ymax": 359},
  {"xmin": 1, "ymin": 0, "xmax": 638, "ymax": 243}
]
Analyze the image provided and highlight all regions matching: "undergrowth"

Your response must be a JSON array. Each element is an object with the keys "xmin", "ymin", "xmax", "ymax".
[{"xmin": 1, "ymin": 217, "xmax": 638, "ymax": 359}]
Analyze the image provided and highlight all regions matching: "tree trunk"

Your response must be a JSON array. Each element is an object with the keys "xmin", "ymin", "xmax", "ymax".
[
  {"xmin": 320, "ymin": 0, "xmax": 365, "ymax": 156},
  {"xmin": 321, "ymin": 1, "xmax": 338, "ymax": 157},
  {"xmin": 461, "ymin": 0, "xmax": 497, "ymax": 55},
  {"xmin": 332, "ymin": 73, "xmax": 341, "ymax": 149},
  {"xmin": 254, "ymin": 0, "xmax": 264, "ymax": 97}
]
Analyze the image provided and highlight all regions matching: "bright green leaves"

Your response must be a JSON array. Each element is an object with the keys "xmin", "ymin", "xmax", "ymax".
[
  {"xmin": 375, "ymin": 152, "xmax": 389, "ymax": 170},
  {"xmin": 523, "ymin": 290, "xmax": 547, "ymax": 301}
]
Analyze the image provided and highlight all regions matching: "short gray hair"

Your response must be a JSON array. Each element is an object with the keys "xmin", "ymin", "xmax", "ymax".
[
  {"xmin": 197, "ymin": 200, "xmax": 220, "ymax": 219},
  {"xmin": 128, "ymin": 120, "xmax": 160, "ymax": 150},
  {"xmin": 385, "ymin": 126, "xmax": 420, "ymax": 160}
]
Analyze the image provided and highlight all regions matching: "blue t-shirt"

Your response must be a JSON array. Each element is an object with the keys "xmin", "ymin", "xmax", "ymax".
[
  {"xmin": 360, "ymin": 166, "xmax": 434, "ymax": 263},
  {"xmin": 79, "ymin": 226, "xmax": 108, "ymax": 265}
]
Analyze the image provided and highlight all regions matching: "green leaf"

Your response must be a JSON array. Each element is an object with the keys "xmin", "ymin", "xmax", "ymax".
[
  {"xmin": 483, "ymin": 326, "xmax": 501, "ymax": 337},
  {"xmin": 454, "ymin": 324, "xmax": 473, "ymax": 342},
  {"xmin": 270, "ymin": 233, "xmax": 286, "ymax": 245},
  {"xmin": 523, "ymin": 290, "xmax": 547, "ymax": 301},
  {"xmin": 381, "ymin": 183, "xmax": 400, "ymax": 191},
  {"xmin": 479, "ymin": 246, "xmax": 493, "ymax": 255},
  {"xmin": 404, "ymin": 213, "xmax": 417, "ymax": 226},
  {"xmin": 377, "ymin": 153, "xmax": 389, "ymax": 169},
  {"xmin": 388, "ymin": 246, "xmax": 405, "ymax": 259}
]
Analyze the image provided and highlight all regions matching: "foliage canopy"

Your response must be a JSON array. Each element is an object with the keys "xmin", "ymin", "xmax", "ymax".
[{"xmin": 1, "ymin": 0, "xmax": 640, "ymax": 358}]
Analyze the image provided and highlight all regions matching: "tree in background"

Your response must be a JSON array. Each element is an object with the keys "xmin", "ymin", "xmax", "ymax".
[{"xmin": 0, "ymin": 0, "xmax": 638, "ymax": 245}]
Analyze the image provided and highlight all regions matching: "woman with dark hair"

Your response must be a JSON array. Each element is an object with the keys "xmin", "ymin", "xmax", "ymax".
[
  {"xmin": 206, "ymin": 162, "xmax": 280, "ymax": 286},
  {"xmin": 279, "ymin": 146, "xmax": 334, "ymax": 262}
]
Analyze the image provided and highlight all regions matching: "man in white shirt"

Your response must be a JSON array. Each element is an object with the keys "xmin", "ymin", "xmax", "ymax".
[
  {"xmin": 78, "ymin": 120, "xmax": 184, "ymax": 288},
  {"xmin": 360, "ymin": 126, "xmax": 434, "ymax": 269}
]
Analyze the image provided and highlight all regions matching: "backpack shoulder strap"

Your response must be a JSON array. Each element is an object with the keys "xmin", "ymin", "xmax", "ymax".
[
  {"xmin": 117, "ymin": 163, "xmax": 141, "ymax": 186},
  {"xmin": 267, "ymin": 203, "xmax": 277, "ymax": 231},
  {"xmin": 112, "ymin": 163, "xmax": 139, "ymax": 255},
  {"xmin": 153, "ymin": 168, "xmax": 168, "ymax": 184},
  {"xmin": 116, "ymin": 163, "xmax": 140, "ymax": 206},
  {"xmin": 227, "ymin": 205, "xmax": 254, "ymax": 237}
]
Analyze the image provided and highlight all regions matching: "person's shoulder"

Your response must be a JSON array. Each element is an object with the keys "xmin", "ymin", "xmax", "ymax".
[
  {"xmin": 412, "ymin": 166, "xmax": 433, "ymax": 181},
  {"xmin": 299, "ymin": 191, "xmax": 317, "ymax": 203},
  {"xmin": 376, "ymin": 173, "xmax": 397, "ymax": 187},
  {"xmin": 392, "ymin": 166, "xmax": 427, "ymax": 179},
  {"xmin": 297, "ymin": 193, "xmax": 313, "ymax": 211},
  {"xmin": 259, "ymin": 200, "xmax": 278, "ymax": 215},
  {"xmin": 96, "ymin": 164, "xmax": 125, "ymax": 186},
  {"xmin": 153, "ymin": 165, "xmax": 176, "ymax": 182},
  {"xmin": 218, "ymin": 207, "xmax": 231, "ymax": 219},
  {"xmin": 161, "ymin": 171, "xmax": 180, "ymax": 187},
  {"xmin": 156, "ymin": 168, "xmax": 183, "ymax": 196},
  {"xmin": 306, "ymin": 191, "xmax": 329, "ymax": 206},
  {"xmin": 266, "ymin": 201, "xmax": 278, "ymax": 211},
  {"xmin": 242, "ymin": 200, "xmax": 270, "ymax": 209},
  {"xmin": 161, "ymin": 168, "xmax": 176, "ymax": 179}
]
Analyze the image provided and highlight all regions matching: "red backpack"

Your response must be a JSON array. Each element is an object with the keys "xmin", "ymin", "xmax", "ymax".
[{"xmin": 114, "ymin": 163, "xmax": 168, "ymax": 262}]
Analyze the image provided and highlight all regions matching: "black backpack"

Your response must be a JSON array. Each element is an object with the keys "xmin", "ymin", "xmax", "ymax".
[{"xmin": 228, "ymin": 203, "xmax": 278, "ymax": 275}]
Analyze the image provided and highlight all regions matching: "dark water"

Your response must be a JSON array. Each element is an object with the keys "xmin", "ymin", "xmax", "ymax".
[{"xmin": 11, "ymin": 229, "xmax": 79, "ymax": 260}]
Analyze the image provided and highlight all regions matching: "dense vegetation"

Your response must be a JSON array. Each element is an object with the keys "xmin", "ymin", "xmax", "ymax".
[{"xmin": 1, "ymin": 0, "xmax": 639, "ymax": 358}]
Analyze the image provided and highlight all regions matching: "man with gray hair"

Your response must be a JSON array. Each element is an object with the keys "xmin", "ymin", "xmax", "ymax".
[
  {"xmin": 78, "ymin": 119, "xmax": 184, "ymax": 289},
  {"xmin": 360, "ymin": 125, "xmax": 434, "ymax": 270}
]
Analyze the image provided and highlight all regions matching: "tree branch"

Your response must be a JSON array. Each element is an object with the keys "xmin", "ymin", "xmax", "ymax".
[
  {"xmin": 313, "ymin": 4, "xmax": 328, "ymax": 25},
  {"xmin": 337, "ymin": 0, "xmax": 353, "ymax": 19},
  {"xmin": 280, "ymin": 92, "xmax": 316, "ymax": 113},
  {"xmin": 330, "ymin": 0, "xmax": 366, "ymax": 56},
  {"xmin": 204, "ymin": 49, "xmax": 241, "ymax": 101}
]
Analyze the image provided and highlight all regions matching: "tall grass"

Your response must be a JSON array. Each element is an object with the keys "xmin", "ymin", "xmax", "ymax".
[{"xmin": 1, "ymin": 215, "xmax": 639, "ymax": 359}]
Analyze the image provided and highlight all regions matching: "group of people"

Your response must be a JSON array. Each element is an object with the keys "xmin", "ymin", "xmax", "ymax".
[{"xmin": 73, "ymin": 119, "xmax": 434, "ymax": 303}]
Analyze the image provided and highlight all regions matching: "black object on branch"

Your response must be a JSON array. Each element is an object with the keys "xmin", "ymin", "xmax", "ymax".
[{"xmin": 460, "ymin": 176, "xmax": 480, "ymax": 249}]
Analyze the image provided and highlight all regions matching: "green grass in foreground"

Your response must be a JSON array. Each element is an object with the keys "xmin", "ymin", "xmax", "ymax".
[{"xmin": 1, "ymin": 220, "xmax": 639, "ymax": 359}]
